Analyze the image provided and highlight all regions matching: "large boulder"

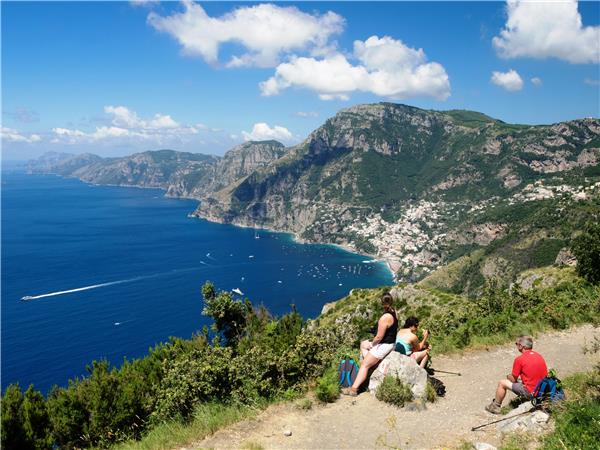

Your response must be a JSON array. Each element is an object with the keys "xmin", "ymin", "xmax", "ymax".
[{"xmin": 368, "ymin": 352, "xmax": 428, "ymax": 399}]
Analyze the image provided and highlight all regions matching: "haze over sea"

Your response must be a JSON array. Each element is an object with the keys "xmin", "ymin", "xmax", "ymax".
[{"xmin": 1, "ymin": 171, "xmax": 393, "ymax": 393}]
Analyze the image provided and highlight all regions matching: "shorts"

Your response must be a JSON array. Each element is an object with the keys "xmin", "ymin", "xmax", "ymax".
[
  {"xmin": 511, "ymin": 382, "xmax": 531, "ymax": 398},
  {"xmin": 369, "ymin": 343, "xmax": 395, "ymax": 360}
]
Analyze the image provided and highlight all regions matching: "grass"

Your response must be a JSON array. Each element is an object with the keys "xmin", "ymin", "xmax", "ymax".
[{"xmin": 113, "ymin": 402, "xmax": 259, "ymax": 450}]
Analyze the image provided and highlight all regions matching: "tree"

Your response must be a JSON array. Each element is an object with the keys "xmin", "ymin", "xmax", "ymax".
[
  {"xmin": 572, "ymin": 222, "xmax": 600, "ymax": 285},
  {"xmin": 201, "ymin": 281, "xmax": 248, "ymax": 345},
  {"xmin": 1, "ymin": 384, "xmax": 26, "ymax": 449},
  {"xmin": 1, "ymin": 383, "xmax": 51, "ymax": 450}
]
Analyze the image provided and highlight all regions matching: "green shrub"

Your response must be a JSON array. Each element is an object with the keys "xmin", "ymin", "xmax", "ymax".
[
  {"xmin": 151, "ymin": 343, "xmax": 233, "ymax": 423},
  {"xmin": 1, "ymin": 383, "xmax": 52, "ymax": 450},
  {"xmin": 315, "ymin": 366, "xmax": 340, "ymax": 403},
  {"xmin": 425, "ymin": 381, "xmax": 437, "ymax": 403},
  {"xmin": 572, "ymin": 222, "xmax": 600, "ymax": 285},
  {"xmin": 375, "ymin": 376, "xmax": 413, "ymax": 407}
]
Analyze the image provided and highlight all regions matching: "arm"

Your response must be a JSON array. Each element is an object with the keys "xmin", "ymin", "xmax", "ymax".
[
  {"xmin": 510, "ymin": 357, "xmax": 521, "ymax": 382},
  {"xmin": 415, "ymin": 329, "xmax": 430, "ymax": 351},
  {"xmin": 371, "ymin": 314, "xmax": 392, "ymax": 346}
]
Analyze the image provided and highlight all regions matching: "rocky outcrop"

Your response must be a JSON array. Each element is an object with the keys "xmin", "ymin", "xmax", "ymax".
[
  {"xmin": 368, "ymin": 352, "xmax": 428, "ymax": 400},
  {"xmin": 496, "ymin": 402, "xmax": 550, "ymax": 434}
]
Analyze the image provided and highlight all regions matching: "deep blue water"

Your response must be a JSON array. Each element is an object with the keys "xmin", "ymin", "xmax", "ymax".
[{"xmin": 1, "ymin": 172, "xmax": 393, "ymax": 393}]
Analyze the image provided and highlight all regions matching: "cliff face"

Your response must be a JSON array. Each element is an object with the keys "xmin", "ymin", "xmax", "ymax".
[
  {"xmin": 29, "ymin": 142, "xmax": 286, "ymax": 200},
  {"xmin": 165, "ymin": 140, "xmax": 286, "ymax": 198},
  {"xmin": 193, "ymin": 103, "xmax": 600, "ymax": 285},
  {"xmin": 195, "ymin": 103, "xmax": 599, "ymax": 227}
]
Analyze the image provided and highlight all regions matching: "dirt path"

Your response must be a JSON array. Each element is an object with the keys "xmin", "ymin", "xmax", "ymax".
[{"xmin": 189, "ymin": 325, "xmax": 598, "ymax": 450}]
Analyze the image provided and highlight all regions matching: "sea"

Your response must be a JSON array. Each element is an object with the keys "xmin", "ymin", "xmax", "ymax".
[{"xmin": 1, "ymin": 171, "xmax": 393, "ymax": 394}]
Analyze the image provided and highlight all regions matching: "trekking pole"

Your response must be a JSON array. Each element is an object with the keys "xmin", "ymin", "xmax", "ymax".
[
  {"xmin": 471, "ymin": 406, "xmax": 535, "ymax": 431},
  {"xmin": 430, "ymin": 368, "xmax": 461, "ymax": 376}
]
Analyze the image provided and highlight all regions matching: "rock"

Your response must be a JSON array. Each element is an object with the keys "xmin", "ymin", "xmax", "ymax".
[
  {"xmin": 497, "ymin": 403, "xmax": 550, "ymax": 434},
  {"xmin": 368, "ymin": 352, "xmax": 428, "ymax": 399},
  {"xmin": 554, "ymin": 247, "xmax": 576, "ymax": 267},
  {"xmin": 474, "ymin": 443, "xmax": 497, "ymax": 450},
  {"xmin": 320, "ymin": 301, "xmax": 337, "ymax": 315},
  {"xmin": 283, "ymin": 429, "xmax": 292, "ymax": 437}
]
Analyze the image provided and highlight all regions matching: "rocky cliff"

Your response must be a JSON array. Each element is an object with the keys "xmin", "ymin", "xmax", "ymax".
[
  {"xmin": 193, "ymin": 103, "xmax": 600, "ymax": 286},
  {"xmin": 29, "ymin": 102, "xmax": 600, "ymax": 291},
  {"xmin": 28, "ymin": 141, "xmax": 286, "ymax": 200}
]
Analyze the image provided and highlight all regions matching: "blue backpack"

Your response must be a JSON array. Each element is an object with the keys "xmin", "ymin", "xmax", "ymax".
[
  {"xmin": 531, "ymin": 376, "xmax": 565, "ymax": 406},
  {"xmin": 337, "ymin": 358, "xmax": 359, "ymax": 388}
]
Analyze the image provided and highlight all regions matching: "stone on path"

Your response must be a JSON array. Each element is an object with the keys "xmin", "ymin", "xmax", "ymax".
[
  {"xmin": 368, "ymin": 352, "xmax": 428, "ymax": 399},
  {"xmin": 474, "ymin": 443, "xmax": 497, "ymax": 450},
  {"xmin": 497, "ymin": 401, "xmax": 550, "ymax": 434}
]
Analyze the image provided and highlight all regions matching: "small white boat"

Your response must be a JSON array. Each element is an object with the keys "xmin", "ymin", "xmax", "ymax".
[
  {"xmin": 21, "ymin": 296, "xmax": 34, "ymax": 301},
  {"xmin": 232, "ymin": 288, "xmax": 244, "ymax": 296}
]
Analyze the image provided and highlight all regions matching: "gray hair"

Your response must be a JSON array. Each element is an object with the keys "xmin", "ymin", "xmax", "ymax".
[{"xmin": 517, "ymin": 335, "xmax": 533, "ymax": 349}]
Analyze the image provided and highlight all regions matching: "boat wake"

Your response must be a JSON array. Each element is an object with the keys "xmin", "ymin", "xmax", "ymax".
[{"xmin": 21, "ymin": 266, "xmax": 205, "ymax": 301}]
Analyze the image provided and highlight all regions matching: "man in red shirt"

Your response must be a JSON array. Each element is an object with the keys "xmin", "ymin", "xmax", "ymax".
[{"xmin": 485, "ymin": 335, "xmax": 548, "ymax": 414}]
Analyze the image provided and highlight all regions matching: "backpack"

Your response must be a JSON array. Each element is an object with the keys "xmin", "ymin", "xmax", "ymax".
[
  {"xmin": 337, "ymin": 358, "xmax": 359, "ymax": 388},
  {"xmin": 531, "ymin": 373, "xmax": 565, "ymax": 406}
]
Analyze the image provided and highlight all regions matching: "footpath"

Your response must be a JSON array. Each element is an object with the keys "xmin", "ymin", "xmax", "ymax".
[{"xmin": 187, "ymin": 325, "xmax": 598, "ymax": 450}]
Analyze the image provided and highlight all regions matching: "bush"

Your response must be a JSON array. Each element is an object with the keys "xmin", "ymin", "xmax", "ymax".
[
  {"xmin": 315, "ymin": 366, "xmax": 340, "ymax": 403},
  {"xmin": 151, "ymin": 342, "xmax": 233, "ymax": 423},
  {"xmin": 572, "ymin": 222, "xmax": 600, "ymax": 285},
  {"xmin": 1, "ymin": 383, "xmax": 52, "ymax": 450},
  {"xmin": 375, "ymin": 376, "xmax": 413, "ymax": 407}
]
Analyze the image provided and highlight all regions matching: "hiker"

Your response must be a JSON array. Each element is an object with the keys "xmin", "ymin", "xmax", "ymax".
[
  {"xmin": 395, "ymin": 316, "xmax": 431, "ymax": 368},
  {"xmin": 341, "ymin": 293, "xmax": 398, "ymax": 396},
  {"xmin": 485, "ymin": 335, "xmax": 548, "ymax": 414}
]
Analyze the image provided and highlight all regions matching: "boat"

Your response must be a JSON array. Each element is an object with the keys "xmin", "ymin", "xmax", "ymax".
[
  {"xmin": 21, "ymin": 296, "xmax": 34, "ymax": 301},
  {"xmin": 232, "ymin": 288, "xmax": 244, "ymax": 296}
]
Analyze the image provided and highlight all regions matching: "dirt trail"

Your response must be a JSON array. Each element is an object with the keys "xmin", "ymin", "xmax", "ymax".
[{"xmin": 190, "ymin": 325, "xmax": 598, "ymax": 450}]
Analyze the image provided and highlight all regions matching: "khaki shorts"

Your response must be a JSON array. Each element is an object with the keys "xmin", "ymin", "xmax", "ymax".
[
  {"xmin": 369, "ymin": 343, "xmax": 394, "ymax": 360},
  {"xmin": 511, "ymin": 382, "xmax": 531, "ymax": 398}
]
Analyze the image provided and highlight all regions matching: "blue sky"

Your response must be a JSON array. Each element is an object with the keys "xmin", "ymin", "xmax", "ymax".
[{"xmin": 2, "ymin": 1, "xmax": 599, "ymax": 160}]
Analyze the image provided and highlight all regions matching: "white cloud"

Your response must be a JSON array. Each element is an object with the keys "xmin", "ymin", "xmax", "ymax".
[
  {"xmin": 260, "ymin": 35, "xmax": 450, "ymax": 101},
  {"xmin": 530, "ymin": 77, "xmax": 542, "ymax": 87},
  {"xmin": 1, "ymin": 127, "xmax": 41, "ymax": 143},
  {"xmin": 147, "ymin": 1, "xmax": 344, "ymax": 68},
  {"xmin": 493, "ymin": 0, "xmax": 600, "ymax": 64},
  {"xmin": 50, "ymin": 106, "xmax": 202, "ymax": 145},
  {"xmin": 53, "ymin": 127, "xmax": 86, "ymax": 137},
  {"xmin": 103, "ymin": 105, "xmax": 180, "ymax": 130},
  {"xmin": 3, "ymin": 107, "xmax": 40, "ymax": 123},
  {"xmin": 491, "ymin": 69, "xmax": 524, "ymax": 92},
  {"xmin": 129, "ymin": 0, "xmax": 158, "ymax": 7},
  {"xmin": 295, "ymin": 111, "xmax": 319, "ymax": 118},
  {"xmin": 584, "ymin": 78, "xmax": 600, "ymax": 86},
  {"xmin": 242, "ymin": 123, "xmax": 293, "ymax": 142}
]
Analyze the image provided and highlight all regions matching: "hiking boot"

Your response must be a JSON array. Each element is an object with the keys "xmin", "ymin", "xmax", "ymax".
[
  {"xmin": 485, "ymin": 401, "xmax": 502, "ymax": 414},
  {"xmin": 341, "ymin": 388, "xmax": 358, "ymax": 397}
]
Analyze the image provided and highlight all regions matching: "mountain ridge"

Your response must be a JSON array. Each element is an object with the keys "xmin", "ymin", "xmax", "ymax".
[{"xmin": 29, "ymin": 102, "xmax": 600, "ymax": 293}]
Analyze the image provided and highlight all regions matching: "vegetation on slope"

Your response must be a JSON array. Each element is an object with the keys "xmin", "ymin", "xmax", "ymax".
[{"xmin": 2, "ymin": 264, "xmax": 599, "ymax": 449}]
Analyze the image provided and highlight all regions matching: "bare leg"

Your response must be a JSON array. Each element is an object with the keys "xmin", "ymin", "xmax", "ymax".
[
  {"xmin": 359, "ymin": 340, "xmax": 371, "ymax": 360},
  {"xmin": 412, "ymin": 349, "xmax": 429, "ymax": 367},
  {"xmin": 350, "ymin": 351, "xmax": 381, "ymax": 392},
  {"xmin": 495, "ymin": 379, "xmax": 512, "ymax": 405}
]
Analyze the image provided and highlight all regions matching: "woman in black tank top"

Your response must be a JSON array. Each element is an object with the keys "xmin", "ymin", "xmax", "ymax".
[{"xmin": 341, "ymin": 293, "xmax": 397, "ymax": 396}]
